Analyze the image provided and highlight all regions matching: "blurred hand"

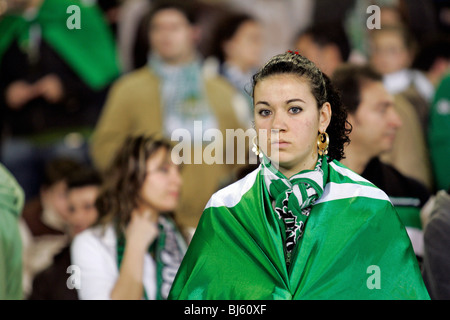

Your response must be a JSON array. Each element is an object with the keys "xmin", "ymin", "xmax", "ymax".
[
  {"xmin": 5, "ymin": 80, "xmax": 39, "ymax": 109},
  {"xmin": 125, "ymin": 208, "xmax": 159, "ymax": 252},
  {"xmin": 110, "ymin": 207, "xmax": 159, "ymax": 300},
  {"xmin": 35, "ymin": 74, "xmax": 64, "ymax": 103}
]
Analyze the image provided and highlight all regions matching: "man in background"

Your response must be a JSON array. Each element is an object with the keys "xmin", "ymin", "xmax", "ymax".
[{"xmin": 333, "ymin": 64, "xmax": 431, "ymax": 263}]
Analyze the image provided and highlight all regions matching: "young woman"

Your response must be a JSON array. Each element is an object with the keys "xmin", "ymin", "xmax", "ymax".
[
  {"xmin": 168, "ymin": 51, "xmax": 429, "ymax": 300},
  {"xmin": 208, "ymin": 12, "xmax": 263, "ymax": 99},
  {"xmin": 71, "ymin": 136, "xmax": 187, "ymax": 300}
]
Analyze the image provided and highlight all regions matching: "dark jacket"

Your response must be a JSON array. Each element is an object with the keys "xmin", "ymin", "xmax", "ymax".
[{"xmin": 28, "ymin": 245, "xmax": 78, "ymax": 300}]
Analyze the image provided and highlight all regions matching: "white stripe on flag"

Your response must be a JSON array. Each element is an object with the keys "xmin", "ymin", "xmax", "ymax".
[
  {"xmin": 329, "ymin": 162, "xmax": 373, "ymax": 184},
  {"xmin": 205, "ymin": 167, "xmax": 260, "ymax": 209},
  {"xmin": 315, "ymin": 182, "xmax": 391, "ymax": 204}
]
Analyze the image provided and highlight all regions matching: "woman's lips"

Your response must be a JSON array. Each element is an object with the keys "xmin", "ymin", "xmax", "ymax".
[
  {"xmin": 272, "ymin": 140, "xmax": 290, "ymax": 148},
  {"xmin": 168, "ymin": 191, "xmax": 180, "ymax": 198}
]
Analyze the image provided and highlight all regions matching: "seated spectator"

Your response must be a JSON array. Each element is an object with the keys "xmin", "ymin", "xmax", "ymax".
[
  {"xmin": 65, "ymin": 169, "xmax": 102, "ymax": 237},
  {"xmin": 422, "ymin": 187, "xmax": 450, "ymax": 300},
  {"xmin": 117, "ymin": 0, "xmax": 230, "ymax": 72},
  {"xmin": 0, "ymin": 0, "xmax": 120, "ymax": 200},
  {"xmin": 378, "ymin": 93, "xmax": 433, "ymax": 190},
  {"xmin": 294, "ymin": 23, "xmax": 351, "ymax": 77},
  {"xmin": 72, "ymin": 135, "xmax": 187, "ymax": 300},
  {"xmin": 28, "ymin": 167, "xmax": 101, "ymax": 300},
  {"xmin": 369, "ymin": 25, "xmax": 417, "ymax": 94},
  {"xmin": 333, "ymin": 64, "xmax": 431, "ymax": 262},
  {"xmin": 343, "ymin": 2, "xmax": 412, "ymax": 63},
  {"xmin": 369, "ymin": 25, "xmax": 433, "ymax": 189},
  {"xmin": 401, "ymin": 37, "xmax": 450, "ymax": 133},
  {"xmin": 385, "ymin": 37, "xmax": 450, "ymax": 192},
  {"xmin": 19, "ymin": 157, "xmax": 81, "ymax": 298},
  {"xmin": 206, "ymin": 11, "xmax": 263, "ymax": 108},
  {"xmin": 224, "ymin": 0, "xmax": 314, "ymax": 61}
]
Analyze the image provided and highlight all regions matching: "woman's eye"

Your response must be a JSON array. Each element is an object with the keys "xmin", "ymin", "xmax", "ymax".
[
  {"xmin": 289, "ymin": 107, "xmax": 302, "ymax": 114},
  {"xmin": 377, "ymin": 105, "xmax": 388, "ymax": 114},
  {"xmin": 258, "ymin": 109, "xmax": 271, "ymax": 117},
  {"xmin": 158, "ymin": 165, "xmax": 170, "ymax": 173}
]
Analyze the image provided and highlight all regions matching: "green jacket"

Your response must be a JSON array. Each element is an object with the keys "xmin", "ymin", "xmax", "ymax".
[
  {"xmin": 429, "ymin": 74, "xmax": 450, "ymax": 191},
  {"xmin": 0, "ymin": 164, "xmax": 24, "ymax": 300}
]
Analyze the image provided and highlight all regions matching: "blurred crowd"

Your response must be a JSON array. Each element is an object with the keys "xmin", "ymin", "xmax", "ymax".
[{"xmin": 0, "ymin": 0, "xmax": 449, "ymax": 300}]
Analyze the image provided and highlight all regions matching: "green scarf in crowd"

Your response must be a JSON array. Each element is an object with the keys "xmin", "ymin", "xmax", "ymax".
[
  {"xmin": 148, "ymin": 53, "xmax": 218, "ymax": 141},
  {"xmin": 117, "ymin": 215, "xmax": 187, "ymax": 300},
  {"xmin": 0, "ymin": 0, "xmax": 120, "ymax": 90},
  {"xmin": 169, "ymin": 156, "xmax": 430, "ymax": 300}
]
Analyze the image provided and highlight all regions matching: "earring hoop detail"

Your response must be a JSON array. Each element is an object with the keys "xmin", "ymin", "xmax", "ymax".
[
  {"xmin": 252, "ymin": 135, "xmax": 263, "ymax": 159},
  {"xmin": 317, "ymin": 132, "xmax": 329, "ymax": 156}
]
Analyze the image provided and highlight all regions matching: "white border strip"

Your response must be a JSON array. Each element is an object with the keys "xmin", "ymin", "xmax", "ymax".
[
  {"xmin": 205, "ymin": 164, "xmax": 390, "ymax": 210},
  {"xmin": 205, "ymin": 167, "xmax": 260, "ymax": 209},
  {"xmin": 329, "ymin": 162, "xmax": 373, "ymax": 184},
  {"xmin": 316, "ymin": 182, "xmax": 391, "ymax": 204}
]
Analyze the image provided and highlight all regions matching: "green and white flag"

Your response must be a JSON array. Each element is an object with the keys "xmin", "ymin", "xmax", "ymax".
[
  {"xmin": 169, "ymin": 156, "xmax": 429, "ymax": 300},
  {"xmin": 0, "ymin": 0, "xmax": 120, "ymax": 90}
]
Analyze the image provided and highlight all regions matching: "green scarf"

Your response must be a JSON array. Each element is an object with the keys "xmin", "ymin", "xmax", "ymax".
[
  {"xmin": 262, "ymin": 155, "xmax": 327, "ymax": 267},
  {"xmin": 116, "ymin": 215, "xmax": 187, "ymax": 300},
  {"xmin": 169, "ymin": 159, "xmax": 430, "ymax": 299},
  {"xmin": 148, "ymin": 54, "xmax": 218, "ymax": 141},
  {"xmin": 0, "ymin": 0, "xmax": 120, "ymax": 89}
]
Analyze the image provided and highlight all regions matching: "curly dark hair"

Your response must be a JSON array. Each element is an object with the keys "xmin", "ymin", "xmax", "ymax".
[{"xmin": 251, "ymin": 51, "xmax": 351, "ymax": 161}]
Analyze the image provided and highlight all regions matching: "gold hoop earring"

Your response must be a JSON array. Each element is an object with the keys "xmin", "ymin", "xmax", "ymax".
[
  {"xmin": 252, "ymin": 135, "xmax": 263, "ymax": 159},
  {"xmin": 317, "ymin": 132, "xmax": 329, "ymax": 156}
]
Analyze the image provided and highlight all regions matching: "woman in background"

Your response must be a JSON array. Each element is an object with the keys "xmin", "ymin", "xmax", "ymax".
[
  {"xmin": 71, "ymin": 135, "xmax": 187, "ymax": 300},
  {"xmin": 207, "ymin": 12, "xmax": 263, "ymax": 107}
]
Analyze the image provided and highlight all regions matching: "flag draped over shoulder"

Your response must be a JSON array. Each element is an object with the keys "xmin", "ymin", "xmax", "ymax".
[{"xmin": 168, "ymin": 158, "xmax": 430, "ymax": 300}]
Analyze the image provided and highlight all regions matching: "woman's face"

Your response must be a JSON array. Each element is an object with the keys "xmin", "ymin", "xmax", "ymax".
[
  {"xmin": 370, "ymin": 31, "xmax": 412, "ymax": 75},
  {"xmin": 41, "ymin": 180, "xmax": 70, "ymax": 222},
  {"xmin": 254, "ymin": 74, "xmax": 331, "ymax": 176},
  {"xmin": 223, "ymin": 20, "xmax": 263, "ymax": 71},
  {"xmin": 149, "ymin": 8, "xmax": 198, "ymax": 64},
  {"xmin": 67, "ymin": 186, "xmax": 99, "ymax": 236},
  {"xmin": 139, "ymin": 147, "xmax": 182, "ymax": 213}
]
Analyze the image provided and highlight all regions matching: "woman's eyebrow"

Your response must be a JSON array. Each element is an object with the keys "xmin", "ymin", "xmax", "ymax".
[
  {"xmin": 255, "ymin": 101, "xmax": 270, "ymax": 106},
  {"xmin": 286, "ymin": 98, "xmax": 306, "ymax": 104},
  {"xmin": 255, "ymin": 98, "xmax": 306, "ymax": 106}
]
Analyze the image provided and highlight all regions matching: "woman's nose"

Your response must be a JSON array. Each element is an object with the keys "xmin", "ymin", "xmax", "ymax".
[
  {"xmin": 271, "ymin": 111, "xmax": 288, "ymax": 131},
  {"xmin": 170, "ymin": 166, "xmax": 182, "ymax": 187}
]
